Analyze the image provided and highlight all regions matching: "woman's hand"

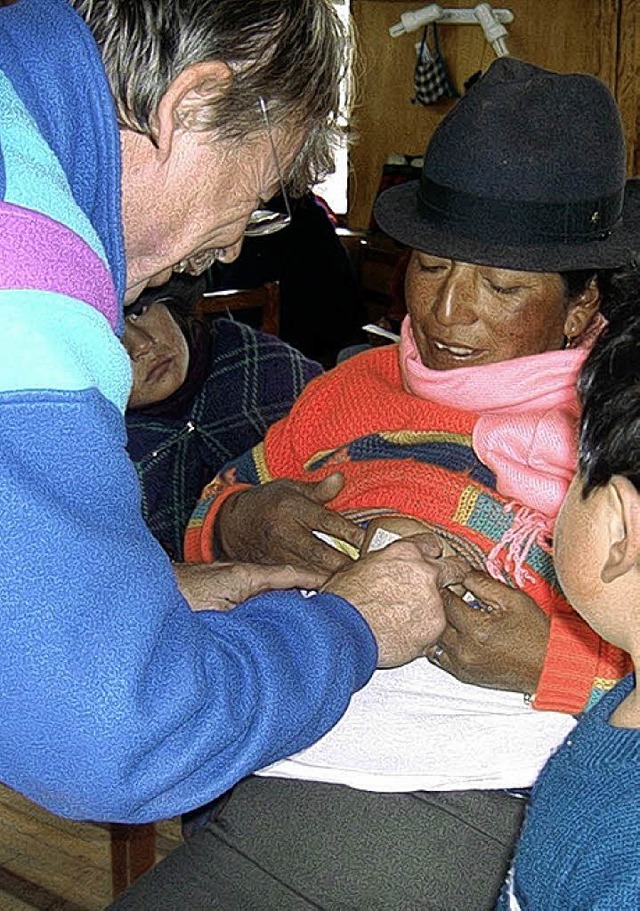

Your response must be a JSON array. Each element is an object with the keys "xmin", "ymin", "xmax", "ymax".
[
  {"xmin": 173, "ymin": 562, "xmax": 329, "ymax": 612},
  {"xmin": 216, "ymin": 473, "xmax": 366, "ymax": 572},
  {"xmin": 427, "ymin": 569, "xmax": 550, "ymax": 695}
]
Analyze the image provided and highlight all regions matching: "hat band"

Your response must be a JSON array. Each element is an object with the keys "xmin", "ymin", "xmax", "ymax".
[{"xmin": 417, "ymin": 177, "xmax": 623, "ymax": 246}]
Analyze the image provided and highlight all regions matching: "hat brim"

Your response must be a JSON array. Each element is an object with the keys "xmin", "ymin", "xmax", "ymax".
[{"xmin": 374, "ymin": 179, "xmax": 640, "ymax": 272}]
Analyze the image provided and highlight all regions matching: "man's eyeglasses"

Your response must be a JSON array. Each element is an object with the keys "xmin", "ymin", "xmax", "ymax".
[
  {"xmin": 244, "ymin": 96, "xmax": 292, "ymax": 237},
  {"xmin": 174, "ymin": 97, "xmax": 292, "ymax": 276}
]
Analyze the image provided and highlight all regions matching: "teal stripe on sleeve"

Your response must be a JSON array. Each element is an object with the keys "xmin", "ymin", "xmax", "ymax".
[
  {"xmin": 0, "ymin": 290, "xmax": 131, "ymax": 413},
  {"xmin": 0, "ymin": 71, "xmax": 107, "ymax": 264}
]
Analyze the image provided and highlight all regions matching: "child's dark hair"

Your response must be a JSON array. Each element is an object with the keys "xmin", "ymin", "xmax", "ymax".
[
  {"xmin": 578, "ymin": 267, "xmax": 640, "ymax": 496},
  {"xmin": 124, "ymin": 273, "xmax": 205, "ymax": 337}
]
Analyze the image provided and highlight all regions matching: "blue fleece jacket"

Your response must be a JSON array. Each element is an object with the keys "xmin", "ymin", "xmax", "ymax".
[{"xmin": 0, "ymin": 0, "xmax": 376, "ymax": 823}]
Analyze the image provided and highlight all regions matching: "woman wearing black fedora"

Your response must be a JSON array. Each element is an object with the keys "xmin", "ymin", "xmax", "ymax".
[{"xmin": 110, "ymin": 59, "xmax": 640, "ymax": 911}]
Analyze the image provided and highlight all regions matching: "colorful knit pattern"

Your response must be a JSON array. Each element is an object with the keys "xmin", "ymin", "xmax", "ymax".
[
  {"xmin": 305, "ymin": 429, "xmax": 497, "ymax": 489},
  {"xmin": 186, "ymin": 343, "xmax": 632, "ymax": 713},
  {"xmin": 584, "ymin": 676, "xmax": 623, "ymax": 711}
]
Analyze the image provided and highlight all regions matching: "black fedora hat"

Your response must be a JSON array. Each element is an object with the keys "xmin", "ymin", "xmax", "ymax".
[{"xmin": 374, "ymin": 58, "xmax": 640, "ymax": 272}]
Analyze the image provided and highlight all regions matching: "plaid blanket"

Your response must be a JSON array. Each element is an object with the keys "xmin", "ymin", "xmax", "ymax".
[{"xmin": 126, "ymin": 317, "xmax": 322, "ymax": 559}]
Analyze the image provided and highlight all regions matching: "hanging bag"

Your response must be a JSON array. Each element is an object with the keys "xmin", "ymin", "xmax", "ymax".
[{"xmin": 412, "ymin": 23, "xmax": 459, "ymax": 106}]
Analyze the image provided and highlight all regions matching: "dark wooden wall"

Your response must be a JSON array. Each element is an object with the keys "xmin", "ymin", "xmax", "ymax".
[{"xmin": 348, "ymin": 0, "xmax": 640, "ymax": 228}]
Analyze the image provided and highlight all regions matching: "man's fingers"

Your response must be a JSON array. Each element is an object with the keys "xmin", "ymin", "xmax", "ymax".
[
  {"xmin": 385, "ymin": 532, "xmax": 443, "ymax": 561},
  {"xmin": 188, "ymin": 563, "xmax": 330, "ymax": 613},
  {"xmin": 386, "ymin": 529, "xmax": 443, "ymax": 558},
  {"xmin": 372, "ymin": 535, "xmax": 467, "ymax": 570},
  {"xmin": 249, "ymin": 564, "xmax": 328, "ymax": 594}
]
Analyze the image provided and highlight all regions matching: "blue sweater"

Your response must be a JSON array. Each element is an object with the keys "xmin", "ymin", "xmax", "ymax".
[
  {"xmin": 0, "ymin": 0, "xmax": 376, "ymax": 823},
  {"xmin": 497, "ymin": 674, "xmax": 640, "ymax": 910}
]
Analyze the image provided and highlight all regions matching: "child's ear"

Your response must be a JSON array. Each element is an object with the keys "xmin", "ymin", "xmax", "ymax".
[
  {"xmin": 601, "ymin": 476, "xmax": 640, "ymax": 583},
  {"xmin": 154, "ymin": 60, "xmax": 233, "ymax": 162}
]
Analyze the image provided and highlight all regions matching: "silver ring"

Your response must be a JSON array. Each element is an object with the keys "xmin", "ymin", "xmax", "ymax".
[{"xmin": 431, "ymin": 643, "xmax": 445, "ymax": 666}]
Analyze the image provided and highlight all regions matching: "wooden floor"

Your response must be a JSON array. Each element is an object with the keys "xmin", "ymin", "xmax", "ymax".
[{"xmin": 0, "ymin": 785, "xmax": 182, "ymax": 910}]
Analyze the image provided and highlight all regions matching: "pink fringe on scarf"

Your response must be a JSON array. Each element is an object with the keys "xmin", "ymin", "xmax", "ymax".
[{"xmin": 399, "ymin": 314, "xmax": 606, "ymax": 581}]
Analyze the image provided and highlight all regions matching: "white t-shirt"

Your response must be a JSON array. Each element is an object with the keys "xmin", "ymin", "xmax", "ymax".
[{"xmin": 258, "ymin": 658, "xmax": 576, "ymax": 792}]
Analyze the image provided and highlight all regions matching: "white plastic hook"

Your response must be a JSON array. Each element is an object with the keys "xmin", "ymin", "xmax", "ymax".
[
  {"xmin": 389, "ymin": 4, "xmax": 443, "ymax": 37},
  {"xmin": 474, "ymin": 3, "xmax": 510, "ymax": 56},
  {"xmin": 389, "ymin": 4, "xmax": 514, "ymax": 58}
]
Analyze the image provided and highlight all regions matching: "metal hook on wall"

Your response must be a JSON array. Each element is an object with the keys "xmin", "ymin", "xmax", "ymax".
[{"xmin": 389, "ymin": 3, "xmax": 514, "ymax": 58}]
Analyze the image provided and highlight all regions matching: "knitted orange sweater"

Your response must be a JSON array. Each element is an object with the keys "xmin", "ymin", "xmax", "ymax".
[{"xmin": 186, "ymin": 344, "xmax": 630, "ymax": 714}]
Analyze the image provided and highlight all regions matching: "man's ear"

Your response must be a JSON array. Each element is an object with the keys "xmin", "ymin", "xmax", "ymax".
[
  {"xmin": 601, "ymin": 476, "xmax": 640, "ymax": 583},
  {"xmin": 154, "ymin": 60, "xmax": 233, "ymax": 162},
  {"xmin": 564, "ymin": 277, "xmax": 601, "ymax": 341}
]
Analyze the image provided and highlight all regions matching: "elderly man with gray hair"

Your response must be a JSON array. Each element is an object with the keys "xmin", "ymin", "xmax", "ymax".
[{"xmin": 0, "ymin": 0, "xmax": 462, "ymax": 851}]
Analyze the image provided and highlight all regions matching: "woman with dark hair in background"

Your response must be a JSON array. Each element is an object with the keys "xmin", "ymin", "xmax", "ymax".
[{"xmin": 124, "ymin": 274, "xmax": 323, "ymax": 560}]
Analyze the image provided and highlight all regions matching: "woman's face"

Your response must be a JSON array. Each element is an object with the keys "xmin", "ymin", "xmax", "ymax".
[
  {"xmin": 123, "ymin": 302, "xmax": 190, "ymax": 408},
  {"xmin": 405, "ymin": 252, "xmax": 585, "ymax": 370}
]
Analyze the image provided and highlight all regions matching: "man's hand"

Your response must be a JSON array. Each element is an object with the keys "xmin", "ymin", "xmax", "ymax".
[
  {"xmin": 173, "ymin": 562, "xmax": 328, "ymax": 612},
  {"xmin": 426, "ymin": 570, "xmax": 550, "ymax": 694},
  {"xmin": 323, "ymin": 534, "xmax": 468, "ymax": 668},
  {"xmin": 216, "ymin": 473, "xmax": 365, "ymax": 572}
]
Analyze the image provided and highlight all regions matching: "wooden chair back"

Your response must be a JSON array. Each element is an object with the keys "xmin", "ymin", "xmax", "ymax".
[
  {"xmin": 194, "ymin": 280, "xmax": 280, "ymax": 336},
  {"xmin": 109, "ymin": 823, "xmax": 156, "ymax": 897}
]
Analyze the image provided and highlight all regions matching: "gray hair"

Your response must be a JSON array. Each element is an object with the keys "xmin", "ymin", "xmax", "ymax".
[{"xmin": 70, "ymin": 0, "xmax": 353, "ymax": 192}]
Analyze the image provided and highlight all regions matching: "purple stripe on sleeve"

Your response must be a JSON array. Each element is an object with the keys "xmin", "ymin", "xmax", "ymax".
[{"xmin": 0, "ymin": 201, "xmax": 119, "ymax": 329}]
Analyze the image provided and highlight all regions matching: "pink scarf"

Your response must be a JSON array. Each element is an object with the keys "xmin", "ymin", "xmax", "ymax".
[{"xmin": 399, "ymin": 315, "xmax": 602, "ymax": 583}]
